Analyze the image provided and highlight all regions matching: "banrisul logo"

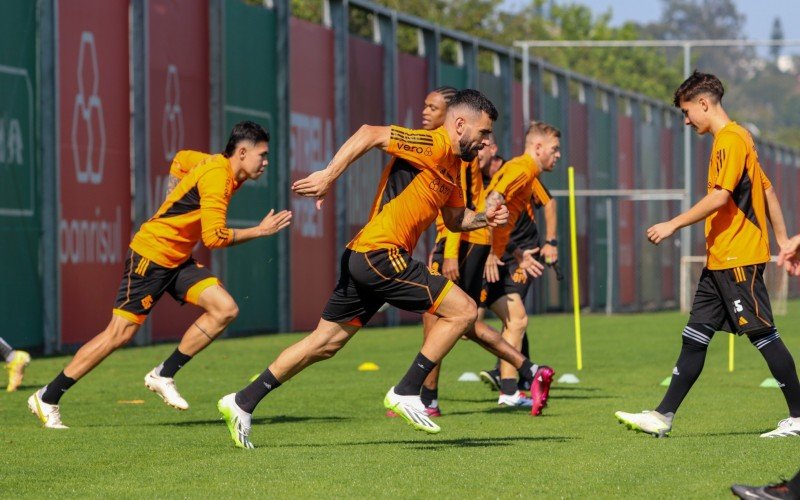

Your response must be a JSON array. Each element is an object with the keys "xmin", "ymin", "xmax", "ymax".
[{"xmin": 71, "ymin": 31, "xmax": 106, "ymax": 185}]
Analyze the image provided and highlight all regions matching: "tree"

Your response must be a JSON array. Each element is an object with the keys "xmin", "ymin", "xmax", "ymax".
[
  {"xmin": 770, "ymin": 17, "xmax": 784, "ymax": 62},
  {"xmin": 643, "ymin": 0, "xmax": 753, "ymax": 82}
]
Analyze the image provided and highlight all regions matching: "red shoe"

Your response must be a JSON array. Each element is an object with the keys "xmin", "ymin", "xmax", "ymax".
[
  {"xmin": 425, "ymin": 405, "xmax": 441, "ymax": 418},
  {"xmin": 530, "ymin": 366, "xmax": 554, "ymax": 416}
]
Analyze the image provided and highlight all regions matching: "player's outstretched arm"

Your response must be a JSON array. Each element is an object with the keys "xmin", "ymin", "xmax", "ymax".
[
  {"xmin": 647, "ymin": 188, "xmax": 730, "ymax": 245},
  {"xmin": 765, "ymin": 186, "xmax": 789, "ymax": 247},
  {"xmin": 292, "ymin": 125, "xmax": 391, "ymax": 208},
  {"xmin": 227, "ymin": 209, "xmax": 293, "ymax": 246},
  {"xmin": 441, "ymin": 204, "xmax": 508, "ymax": 232}
]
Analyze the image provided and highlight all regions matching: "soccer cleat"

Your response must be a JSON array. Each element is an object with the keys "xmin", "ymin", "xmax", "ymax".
[
  {"xmin": 497, "ymin": 390, "xmax": 533, "ymax": 408},
  {"xmin": 386, "ymin": 404, "xmax": 441, "ymax": 418},
  {"xmin": 27, "ymin": 389, "xmax": 68, "ymax": 429},
  {"xmin": 731, "ymin": 480, "xmax": 797, "ymax": 499},
  {"xmin": 530, "ymin": 366, "xmax": 555, "ymax": 416},
  {"xmin": 144, "ymin": 368, "xmax": 189, "ymax": 411},
  {"xmin": 615, "ymin": 410, "xmax": 672, "ymax": 438},
  {"xmin": 217, "ymin": 393, "xmax": 254, "ymax": 449},
  {"xmin": 760, "ymin": 417, "xmax": 800, "ymax": 438},
  {"xmin": 6, "ymin": 350, "xmax": 31, "ymax": 392},
  {"xmin": 479, "ymin": 369, "xmax": 501, "ymax": 391},
  {"xmin": 383, "ymin": 387, "xmax": 441, "ymax": 434}
]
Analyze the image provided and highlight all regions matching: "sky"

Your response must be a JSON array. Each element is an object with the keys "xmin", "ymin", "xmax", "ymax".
[{"xmin": 500, "ymin": 0, "xmax": 800, "ymax": 56}]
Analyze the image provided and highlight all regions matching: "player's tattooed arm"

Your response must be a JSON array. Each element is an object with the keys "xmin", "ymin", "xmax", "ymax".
[
  {"xmin": 484, "ymin": 191, "xmax": 505, "ymax": 213},
  {"xmin": 164, "ymin": 174, "xmax": 181, "ymax": 200},
  {"xmin": 441, "ymin": 203, "xmax": 508, "ymax": 231}
]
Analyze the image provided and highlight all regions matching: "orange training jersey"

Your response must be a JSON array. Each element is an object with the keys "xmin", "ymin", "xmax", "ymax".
[
  {"xmin": 481, "ymin": 153, "xmax": 539, "ymax": 257},
  {"xmin": 705, "ymin": 122, "xmax": 772, "ymax": 270},
  {"xmin": 130, "ymin": 152, "xmax": 241, "ymax": 267},
  {"xmin": 348, "ymin": 125, "xmax": 464, "ymax": 254},
  {"xmin": 435, "ymin": 158, "xmax": 488, "ymax": 258}
]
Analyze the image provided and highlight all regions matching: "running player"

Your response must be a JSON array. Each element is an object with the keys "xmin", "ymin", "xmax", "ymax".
[
  {"xmin": 615, "ymin": 71, "xmax": 800, "ymax": 438},
  {"xmin": 28, "ymin": 121, "xmax": 292, "ymax": 429},
  {"xmin": 216, "ymin": 89, "xmax": 516, "ymax": 449},
  {"xmin": 478, "ymin": 173, "xmax": 558, "ymax": 396},
  {"xmin": 478, "ymin": 121, "xmax": 560, "ymax": 414},
  {"xmin": 1, "ymin": 337, "xmax": 30, "ymax": 392}
]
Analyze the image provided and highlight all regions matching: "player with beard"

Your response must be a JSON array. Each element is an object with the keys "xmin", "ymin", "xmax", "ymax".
[{"xmin": 217, "ymin": 90, "xmax": 520, "ymax": 449}]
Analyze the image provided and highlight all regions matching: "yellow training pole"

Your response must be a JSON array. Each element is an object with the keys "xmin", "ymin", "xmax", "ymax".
[
  {"xmin": 568, "ymin": 167, "xmax": 583, "ymax": 370},
  {"xmin": 729, "ymin": 333, "xmax": 735, "ymax": 372}
]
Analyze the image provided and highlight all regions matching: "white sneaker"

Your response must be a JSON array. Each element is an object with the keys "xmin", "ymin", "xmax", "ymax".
[
  {"xmin": 760, "ymin": 416, "xmax": 800, "ymax": 438},
  {"xmin": 498, "ymin": 390, "xmax": 533, "ymax": 408},
  {"xmin": 383, "ymin": 387, "xmax": 441, "ymax": 434},
  {"xmin": 144, "ymin": 368, "xmax": 189, "ymax": 410},
  {"xmin": 28, "ymin": 389, "xmax": 69, "ymax": 429},
  {"xmin": 615, "ymin": 410, "xmax": 672, "ymax": 438},
  {"xmin": 217, "ymin": 393, "xmax": 254, "ymax": 449}
]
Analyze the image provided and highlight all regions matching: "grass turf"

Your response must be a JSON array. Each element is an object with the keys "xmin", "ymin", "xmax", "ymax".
[{"xmin": 3, "ymin": 308, "xmax": 799, "ymax": 498}]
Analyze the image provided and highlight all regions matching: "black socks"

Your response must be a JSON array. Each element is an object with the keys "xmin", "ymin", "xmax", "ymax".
[
  {"xmin": 395, "ymin": 352, "xmax": 437, "ymax": 396},
  {"xmin": 158, "ymin": 348, "xmax": 193, "ymax": 378},
  {"xmin": 236, "ymin": 369, "xmax": 282, "ymax": 414},
  {"xmin": 656, "ymin": 325, "xmax": 711, "ymax": 415},
  {"xmin": 41, "ymin": 371, "xmax": 77, "ymax": 405},
  {"xmin": 751, "ymin": 331, "xmax": 800, "ymax": 417}
]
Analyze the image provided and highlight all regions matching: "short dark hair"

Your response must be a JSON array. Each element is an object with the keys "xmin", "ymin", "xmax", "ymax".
[
  {"xmin": 223, "ymin": 121, "xmax": 270, "ymax": 158},
  {"xmin": 432, "ymin": 86, "xmax": 457, "ymax": 106},
  {"xmin": 448, "ymin": 89, "xmax": 499, "ymax": 121},
  {"xmin": 673, "ymin": 70, "xmax": 724, "ymax": 107}
]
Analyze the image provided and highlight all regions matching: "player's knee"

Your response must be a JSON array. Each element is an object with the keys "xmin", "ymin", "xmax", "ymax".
[
  {"xmin": 312, "ymin": 338, "xmax": 345, "ymax": 361},
  {"xmin": 106, "ymin": 323, "xmax": 139, "ymax": 348},
  {"xmin": 506, "ymin": 314, "xmax": 528, "ymax": 335},
  {"xmin": 454, "ymin": 298, "xmax": 478, "ymax": 330},
  {"xmin": 682, "ymin": 323, "xmax": 713, "ymax": 351},
  {"xmin": 212, "ymin": 300, "xmax": 239, "ymax": 326}
]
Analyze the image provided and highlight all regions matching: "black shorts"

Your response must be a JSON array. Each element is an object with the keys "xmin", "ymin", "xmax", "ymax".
[
  {"xmin": 113, "ymin": 249, "xmax": 218, "ymax": 324},
  {"xmin": 689, "ymin": 265, "xmax": 774, "ymax": 335},
  {"xmin": 430, "ymin": 239, "xmax": 491, "ymax": 302},
  {"xmin": 322, "ymin": 248, "xmax": 453, "ymax": 326},
  {"xmin": 481, "ymin": 257, "xmax": 532, "ymax": 308}
]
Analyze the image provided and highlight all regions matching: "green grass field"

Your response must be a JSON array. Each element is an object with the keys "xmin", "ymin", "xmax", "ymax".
[{"xmin": 3, "ymin": 307, "xmax": 799, "ymax": 498}]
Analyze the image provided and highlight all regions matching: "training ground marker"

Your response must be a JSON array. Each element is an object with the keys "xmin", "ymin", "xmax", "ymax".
[
  {"xmin": 760, "ymin": 377, "xmax": 780, "ymax": 388},
  {"xmin": 660, "ymin": 376, "xmax": 672, "ymax": 387},
  {"xmin": 558, "ymin": 373, "xmax": 580, "ymax": 384},
  {"xmin": 458, "ymin": 372, "xmax": 480, "ymax": 381},
  {"xmin": 358, "ymin": 361, "xmax": 380, "ymax": 371}
]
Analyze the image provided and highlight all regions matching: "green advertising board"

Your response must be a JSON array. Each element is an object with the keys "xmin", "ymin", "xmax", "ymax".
[
  {"xmin": 0, "ymin": 0, "xmax": 40, "ymax": 348},
  {"xmin": 223, "ymin": 0, "xmax": 281, "ymax": 333}
]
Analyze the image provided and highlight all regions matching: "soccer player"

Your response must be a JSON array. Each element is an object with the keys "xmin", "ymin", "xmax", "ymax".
[
  {"xmin": 415, "ymin": 131, "xmax": 510, "ymax": 416},
  {"xmin": 732, "ymin": 468, "xmax": 800, "ymax": 499},
  {"xmin": 615, "ymin": 71, "xmax": 800, "ymax": 438},
  {"xmin": 28, "ymin": 121, "xmax": 292, "ymax": 429},
  {"xmin": 478, "ymin": 121, "xmax": 560, "ymax": 413},
  {"xmin": 217, "ymin": 89, "xmax": 516, "ymax": 449},
  {"xmin": 391, "ymin": 94, "xmax": 550, "ymax": 417},
  {"xmin": 479, "ymin": 173, "xmax": 558, "ymax": 395},
  {"xmin": 1, "ymin": 337, "xmax": 30, "ymax": 392}
]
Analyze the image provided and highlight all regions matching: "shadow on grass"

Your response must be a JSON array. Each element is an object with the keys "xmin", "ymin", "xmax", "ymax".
[
  {"xmin": 551, "ymin": 386, "xmax": 602, "ymax": 392},
  {"xmin": 146, "ymin": 415, "xmax": 350, "ymax": 427},
  {"xmin": 273, "ymin": 435, "xmax": 576, "ymax": 450},
  {"xmin": 548, "ymin": 394, "xmax": 613, "ymax": 400}
]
